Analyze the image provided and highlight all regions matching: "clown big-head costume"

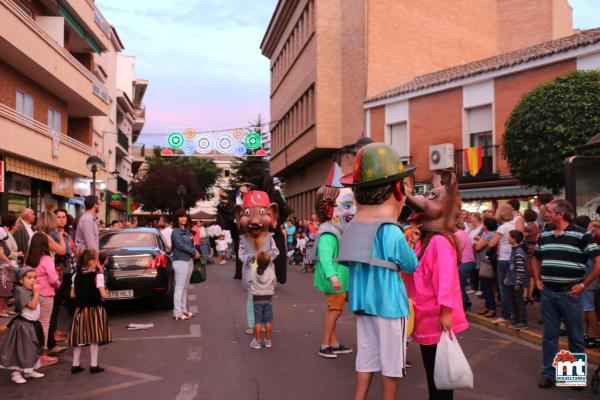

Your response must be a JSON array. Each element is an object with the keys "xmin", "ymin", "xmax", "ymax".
[{"xmin": 235, "ymin": 190, "xmax": 279, "ymax": 245}]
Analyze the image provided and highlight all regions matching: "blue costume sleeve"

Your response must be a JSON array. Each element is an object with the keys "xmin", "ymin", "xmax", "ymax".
[{"xmin": 377, "ymin": 224, "xmax": 418, "ymax": 273}]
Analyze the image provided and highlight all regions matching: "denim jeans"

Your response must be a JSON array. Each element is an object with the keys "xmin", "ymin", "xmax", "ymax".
[
  {"xmin": 246, "ymin": 291, "xmax": 255, "ymax": 329},
  {"xmin": 540, "ymin": 288, "xmax": 584, "ymax": 380},
  {"xmin": 480, "ymin": 278, "xmax": 496, "ymax": 310},
  {"xmin": 459, "ymin": 261, "xmax": 477, "ymax": 305},
  {"xmin": 509, "ymin": 285, "xmax": 527, "ymax": 324},
  {"xmin": 173, "ymin": 259, "xmax": 193, "ymax": 316},
  {"xmin": 496, "ymin": 261, "xmax": 511, "ymax": 320}
]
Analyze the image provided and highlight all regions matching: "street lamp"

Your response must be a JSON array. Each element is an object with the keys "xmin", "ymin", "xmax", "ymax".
[
  {"xmin": 176, "ymin": 184, "xmax": 187, "ymax": 210},
  {"xmin": 86, "ymin": 155, "xmax": 105, "ymax": 197}
]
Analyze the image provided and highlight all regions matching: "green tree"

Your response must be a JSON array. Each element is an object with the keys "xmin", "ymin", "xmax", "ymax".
[
  {"xmin": 229, "ymin": 115, "xmax": 269, "ymax": 191},
  {"xmin": 147, "ymin": 146, "xmax": 220, "ymax": 200},
  {"xmin": 503, "ymin": 70, "xmax": 600, "ymax": 193},
  {"xmin": 130, "ymin": 163, "xmax": 204, "ymax": 214}
]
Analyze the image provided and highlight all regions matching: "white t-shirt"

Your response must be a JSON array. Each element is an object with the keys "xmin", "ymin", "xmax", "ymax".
[
  {"xmin": 215, "ymin": 239, "xmax": 228, "ymax": 252},
  {"xmin": 497, "ymin": 220, "xmax": 516, "ymax": 261},
  {"xmin": 296, "ymin": 238, "xmax": 307, "ymax": 250},
  {"xmin": 223, "ymin": 230, "xmax": 232, "ymax": 244}
]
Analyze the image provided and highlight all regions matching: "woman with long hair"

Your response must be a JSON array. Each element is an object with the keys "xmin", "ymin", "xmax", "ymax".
[
  {"xmin": 26, "ymin": 232, "xmax": 61, "ymax": 366},
  {"xmin": 35, "ymin": 211, "xmax": 66, "ymax": 257},
  {"xmin": 170, "ymin": 210, "xmax": 199, "ymax": 321}
]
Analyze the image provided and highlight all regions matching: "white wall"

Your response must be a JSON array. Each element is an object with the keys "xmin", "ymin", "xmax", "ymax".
[
  {"xmin": 116, "ymin": 54, "xmax": 135, "ymax": 99},
  {"xmin": 577, "ymin": 52, "xmax": 600, "ymax": 71}
]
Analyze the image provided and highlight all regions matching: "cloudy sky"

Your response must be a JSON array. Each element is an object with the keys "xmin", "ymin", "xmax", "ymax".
[{"xmin": 96, "ymin": 0, "xmax": 600, "ymax": 147}]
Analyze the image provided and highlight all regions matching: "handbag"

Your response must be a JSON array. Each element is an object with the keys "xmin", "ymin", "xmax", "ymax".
[
  {"xmin": 190, "ymin": 258, "xmax": 206, "ymax": 284},
  {"xmin": 434, "ymin": 330, "xmax": 474, "ymax": 390},
  {"xmin": 478, "ymin": 259, "xmax": 494, "ymax": 279}
]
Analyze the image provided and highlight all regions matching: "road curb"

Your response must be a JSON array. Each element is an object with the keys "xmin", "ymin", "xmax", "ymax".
[{"xmin": 466, "ymin": 311, "xmax": 600, "ymax": 365}]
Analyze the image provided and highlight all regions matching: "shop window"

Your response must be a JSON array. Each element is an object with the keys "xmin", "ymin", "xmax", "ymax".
[
  {"xmin": 48, "ymin": 108, "xmax": 62, "ymax": 132},
  {"xmin": 16, "ymin": 90, "xmax": 33, "ymax": 118}
]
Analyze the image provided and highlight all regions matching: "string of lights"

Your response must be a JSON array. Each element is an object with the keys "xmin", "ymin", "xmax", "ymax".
[{"xmin": 136, "ymin": 119, "xmax": 279, "ymax": 135}]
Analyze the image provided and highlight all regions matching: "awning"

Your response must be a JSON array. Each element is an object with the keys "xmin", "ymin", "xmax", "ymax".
[
  {"xmin": 55, "ymin": 2, "xmax": 102, "ymax": 54},
  {"xmin": 460, "ymin": 185, "xmax": 552, "ymax": 200}
]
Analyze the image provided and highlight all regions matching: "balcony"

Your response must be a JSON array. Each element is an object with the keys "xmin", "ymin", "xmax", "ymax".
[
  {"xmin": 55, "ymin": 0, "xmax": 111, "ymax": 51},
  {"xmin": 117, "ymin": 129, "xmax": 129, "ymax": 153},
  {"xmin": 117, "ymin": 176, "xmax": 129, "ymax": 194},
  {"xmin": 454, "ymin": 145, "xmax": 500, "ymax": 183},
  {"xmin": 0, "ymin": 0, "xmax": 109, "ymax": 116},
  {"xmin": 0, "ymin": 102, "xmax": 101, "ymax": 177}
]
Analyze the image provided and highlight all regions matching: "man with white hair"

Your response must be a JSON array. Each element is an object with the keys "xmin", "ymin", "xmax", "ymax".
[{"xmin": 14, "ymin": 208, "xmax": 35, "ymax": 254}]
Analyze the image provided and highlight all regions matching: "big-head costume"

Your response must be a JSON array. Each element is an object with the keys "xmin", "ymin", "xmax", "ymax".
[
  {"xmin": 312, "ymin": 163, "xmax": 356, "ymax": 296},
  {"xmin": 337, "ymin": 143, "xmax": 418, "ymax": 379},
  {"xmin": 235, "ymin": 191, "xmax": 280, "ymax": 330}
]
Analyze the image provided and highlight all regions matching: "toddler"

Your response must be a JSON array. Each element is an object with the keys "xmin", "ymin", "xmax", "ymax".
[
  {"xmin": 0, "ymin": 267, "xmax": 45, "ymax": 383},
  {"xmin": 248, "ymin": 251, "xmax": 277, "ymax": 349},
  {"xmin": 215, "ymin": 234, "xmax": 228, "ymax": 265},
  {"xmin": 69, "ymin": 249, "xmax": 112, "ymax": 374}
]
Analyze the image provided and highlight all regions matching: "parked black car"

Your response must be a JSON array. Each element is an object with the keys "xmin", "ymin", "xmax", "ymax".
[{"xmin": 99, "ymin": 228, "xmax": 174, "ymax": 309}]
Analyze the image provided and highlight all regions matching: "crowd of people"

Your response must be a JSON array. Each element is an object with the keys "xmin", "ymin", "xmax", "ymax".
[{"xmin": 0, "ymin": 196, "xmax": 112, "ymax": 384}]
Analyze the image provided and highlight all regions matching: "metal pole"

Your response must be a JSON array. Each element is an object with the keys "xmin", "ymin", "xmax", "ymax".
[{"xmin": 92, "ymin": 166, "xmax": 97, "ymax": 197}]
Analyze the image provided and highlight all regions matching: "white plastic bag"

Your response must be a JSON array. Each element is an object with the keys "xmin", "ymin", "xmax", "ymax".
[{"xmin": 434, "ymin": 330, "xmax": 474, "ymax": 390}]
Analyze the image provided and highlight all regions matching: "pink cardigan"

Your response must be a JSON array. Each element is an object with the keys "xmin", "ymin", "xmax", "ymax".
[
  {"xmin": 405, "ymin": 235, "xmax": 469, "ymax": 345},
  {"xmin": 35, "ymin": 255, "xmax": 61, "ymax": 297}
]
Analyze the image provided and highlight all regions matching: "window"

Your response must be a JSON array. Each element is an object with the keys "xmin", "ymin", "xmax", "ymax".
[
  {"xmin": 386, "ymin": 122, "xmax": 409, "ymax": 162},
  {"xmin": 16, "ymin": 90, "xmax": 33, "ymax": 118},
  {"xmin": 47, "ymin": 108, "xmax": 61, "ymax": 131},
  {"xmin": 467, "ymin": 105, "xmax": 494, "ymax": 175}
]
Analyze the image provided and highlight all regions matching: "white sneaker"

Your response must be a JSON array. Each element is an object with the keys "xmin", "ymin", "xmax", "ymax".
[
  {"xmin": 475, "ymin": 291, "xmax": 483, "ymax": 297},
  {"xmin": 466, "ymin": 289, "xmax": 475, "ymax": 294},
  {"xmin": 249, "ymin": 339, "xmax": 261, "ymax": 349},
  {"xmin": 24, "ymin": 371, "xmax": 44, "ymax": 379},
  {"xmin": 491, "ymin": 317, "xmax": 508, "ymax": 325},
  {"xmin": 264, "ymin": 339, "xmax": 272, "ymax": 348},
  {"xmin": 11, "ymin": 372, "xmax": 26, "ymax": 384}
]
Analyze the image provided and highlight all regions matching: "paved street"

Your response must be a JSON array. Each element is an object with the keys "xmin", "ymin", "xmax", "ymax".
[{"xmin": 2, "ymin": 261, "xmax": 599, "ymax": 399}]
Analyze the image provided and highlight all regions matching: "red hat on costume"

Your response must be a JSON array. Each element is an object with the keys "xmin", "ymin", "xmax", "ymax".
[{"xmin": 243, "ymin": 190, "xmax": 270, "ymax": 208}]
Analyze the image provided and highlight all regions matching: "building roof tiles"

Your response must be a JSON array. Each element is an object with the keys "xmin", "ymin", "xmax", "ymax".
[{"xmin": 365, "ymin": 28, "xmax": 600, "ymax": 104}]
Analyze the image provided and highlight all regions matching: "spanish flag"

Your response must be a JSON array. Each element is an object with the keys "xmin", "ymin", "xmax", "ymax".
[{"xmin": 464, "ymin": 146, "xmax": 483, "ymax": 176}]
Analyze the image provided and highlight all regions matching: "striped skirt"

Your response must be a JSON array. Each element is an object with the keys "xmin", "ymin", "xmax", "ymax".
[{"xmin": 68, "ymin": 305, "xmax": 112, "ymax": 346}]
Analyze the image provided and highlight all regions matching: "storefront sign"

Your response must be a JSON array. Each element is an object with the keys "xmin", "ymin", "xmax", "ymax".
[
  {"xmin": 0, "ymin": 160, "xmax": 4, "ymax": 193},
  {"xmin": 9, "ymin": 174, "xmax": 31, "ymax": 196}
]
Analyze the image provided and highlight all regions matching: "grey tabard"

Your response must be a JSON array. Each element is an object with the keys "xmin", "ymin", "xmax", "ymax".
[
  {"xmin": 310, "ymin": 222, "xmax": 342, "ymax": 263},
  {"xmin": 337, "ymin": 220, "xmax": 404, "ymax": 271}
]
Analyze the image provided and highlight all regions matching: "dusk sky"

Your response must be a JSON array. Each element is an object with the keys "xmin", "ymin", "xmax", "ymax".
[{"xmin": 96, "ymin": 0, "xmax": 600, "ymax": 148}]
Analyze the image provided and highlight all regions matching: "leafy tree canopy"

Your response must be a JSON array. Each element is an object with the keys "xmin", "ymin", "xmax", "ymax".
[
  {"xmin": 503, "ymin": 70, "xmax": 600, "ymax": 193},
  {"xmin": 147, "ymin": 146, "xmax": 220, "ymax": 200},
  {"xmin": 130, "ymin": 164, "xmax": 204, "ymax": 215}
]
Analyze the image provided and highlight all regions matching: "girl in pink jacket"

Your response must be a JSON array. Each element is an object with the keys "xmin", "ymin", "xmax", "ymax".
[{"xmin": 28, "ymin": 232, "xmax": 61, "ymax": 366}]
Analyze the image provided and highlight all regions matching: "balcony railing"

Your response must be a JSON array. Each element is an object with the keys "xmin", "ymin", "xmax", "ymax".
[
  {"xmin": 0, "ymin": 102, "xmax": 106, "ymax": 162},
  {"xmin": 117, "ymin": 130, "xmax": 129, "ymax": 152},
  {"xmin": 454, "ymin": 144, "xmax": 500, "ymax": 182},
  {"xmin": 117, "ymin": 176, "xmax": 129, "ymax": 194},
  {"xmin": 3, "ymin": 0, "xmax": 109, "ymax": 104}
]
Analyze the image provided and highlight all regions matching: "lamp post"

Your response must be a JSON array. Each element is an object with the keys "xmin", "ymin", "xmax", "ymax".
[
  {"xmin": 176, "ymin": 184, "xmax": 187, "ymax": 210},
  {"xmin": 86, "ymin": 155, "xmax": 105, "ymax": 197}
]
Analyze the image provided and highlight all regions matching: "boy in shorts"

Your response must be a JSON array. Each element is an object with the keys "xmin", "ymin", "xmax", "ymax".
[{"xmin": 248, "ymin": 251, "xmax": 277, "ymax": 349}]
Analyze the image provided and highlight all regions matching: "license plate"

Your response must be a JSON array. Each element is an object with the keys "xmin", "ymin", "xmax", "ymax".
[{"xmin": 106, "ymin": 290, "xmax": 134, "ymax": 299}]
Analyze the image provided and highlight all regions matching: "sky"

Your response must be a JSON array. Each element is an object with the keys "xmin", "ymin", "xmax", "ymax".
[{"xmin": 96, "ymin": 0, "xmax": 600, "ymax": 148}]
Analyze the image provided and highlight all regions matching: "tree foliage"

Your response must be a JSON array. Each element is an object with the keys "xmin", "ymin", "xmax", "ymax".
[
  {"xmin": 229, "ymin": 115, "xmax": 270, "ymax": 191},
  {"xmin": 146, "ymin": 146, "xmax": 220, "ymax": 200},
  {"xmin": 503, "ymin": 70, "xmax": 600, "ymax": 193},
  {"xmin": 130, "ymin": 164, "xmax": 203, "ymax": 215}
]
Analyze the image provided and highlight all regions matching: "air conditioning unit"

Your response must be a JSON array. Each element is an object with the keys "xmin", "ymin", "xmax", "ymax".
[
  {"xmin": 413, "ymin": 183, "xmax": 431, "ymax": 195},
  {"xmin": 429, "ymin": 144, "xmax": 454, "ymax": 170}
]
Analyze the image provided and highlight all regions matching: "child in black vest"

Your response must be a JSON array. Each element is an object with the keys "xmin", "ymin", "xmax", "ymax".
[
  {"xmin": 506, "ymin": 230, "xmax": 529, "ymax": 329},
  {"xmin": 69, "ymin": 249, "xmax": 111, "ymax": 374}
]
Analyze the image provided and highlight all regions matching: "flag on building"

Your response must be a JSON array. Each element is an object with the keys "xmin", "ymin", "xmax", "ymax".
[{"xmin": 464, "ymin": 146, "xmax": 483, "ymax": 177}]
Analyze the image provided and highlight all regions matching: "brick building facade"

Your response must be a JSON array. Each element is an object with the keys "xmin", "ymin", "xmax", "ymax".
[
  {"xmin": 365, "ymin": 29, "xmax": 600, "ymax": 212},
  {"xmin": 261, "ymin": 0, "xmax": 573, "ymax": 219}
]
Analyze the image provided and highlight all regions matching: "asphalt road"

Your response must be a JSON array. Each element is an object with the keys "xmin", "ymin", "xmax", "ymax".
[{"xmin": 2, "ymin": 260, "xmax": 598, "ymax": 399}]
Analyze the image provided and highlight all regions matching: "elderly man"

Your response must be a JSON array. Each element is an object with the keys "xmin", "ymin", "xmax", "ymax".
[{"xmin": 14, "ymin": 208, "xmax": 35, "ymax": 254}]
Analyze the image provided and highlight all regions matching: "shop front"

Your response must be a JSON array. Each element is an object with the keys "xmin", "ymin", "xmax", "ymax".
[
  {"xmin": 106, "ymin": 191, "xmax": 128, "ymax": 223},
  {"xmin": 459, "ymin": 185, "xmax": 552, "ymax": 214}
]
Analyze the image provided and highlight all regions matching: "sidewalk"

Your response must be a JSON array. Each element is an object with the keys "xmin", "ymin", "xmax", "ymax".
[{"xmin": 466, "ymin": 290, "xmax": 600, "ymax": 365}]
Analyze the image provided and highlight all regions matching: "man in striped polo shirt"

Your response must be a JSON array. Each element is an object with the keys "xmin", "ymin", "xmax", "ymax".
[{"xmin": 532, "ymin": 199, "xmax": 600, "ymax": 389}]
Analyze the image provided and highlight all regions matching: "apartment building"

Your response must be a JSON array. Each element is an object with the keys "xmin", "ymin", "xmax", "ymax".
[
  {"xmin": 364, "ymin": 28, "xmax": 600, "ymax": 212},
  {"xmin": 0, "ymin": 0, "xmax": 146, "ymax": 220},
  {"xmin": 261, "ymin": 0, "xmax": 573, "ymax": 219}
]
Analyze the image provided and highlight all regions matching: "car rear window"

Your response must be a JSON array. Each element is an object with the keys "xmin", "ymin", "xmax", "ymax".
[{"xmin": 99, "ymin": 232, "xmax": 157, "ymax": 249}]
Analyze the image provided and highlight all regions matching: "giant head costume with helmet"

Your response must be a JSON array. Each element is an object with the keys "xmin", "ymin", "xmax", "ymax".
[{"xmin": 235, "ymin": 190, "xmax": 279, "ymax": 252}]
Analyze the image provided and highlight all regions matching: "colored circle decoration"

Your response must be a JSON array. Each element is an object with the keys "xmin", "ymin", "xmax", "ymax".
[
  {"xmin": 215, "ymin": 133, "xmax": 235, "ymax": 154},
  {"xmin": 234, "ymin": 142, "xmax": 247, "ymax": 157},
  {"xmin": 232, "ymin": 128, "xmax": 245, "ymax": 139},
  {"xmin": 183, "ymin": 143, "xmax": 195, "ymax": 155},
  {"xmin": 245, "ymin": 131, "xmax": 262, "ymax": 151},
  {"xmin": 167, "ymin": 132, "xmax": 184, "ymax": 149},
  {"xmin": 194, "ymin": 134, "xmax": 214, "ymax": 154},
  {"xmin": 184, "ymin": 128, "xmax": 196, "ymax": 138}
]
